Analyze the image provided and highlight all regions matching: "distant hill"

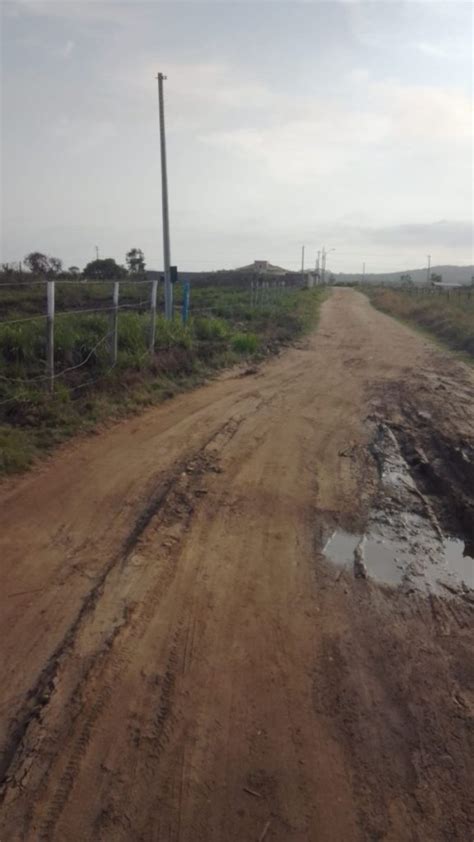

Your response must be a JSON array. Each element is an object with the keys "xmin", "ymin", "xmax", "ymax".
[
  {"xmin": 147, "ymin": 264, "xmax": 473, "ymax": 287},
  {"xmin": 332, "ymin": 265, "xmax": 474, "ymax": 286}
]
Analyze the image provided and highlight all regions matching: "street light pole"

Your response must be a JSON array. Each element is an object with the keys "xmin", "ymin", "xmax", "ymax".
[{"xmin": 157, "ymin": 72, "xmax": 172, "ymax": 320}]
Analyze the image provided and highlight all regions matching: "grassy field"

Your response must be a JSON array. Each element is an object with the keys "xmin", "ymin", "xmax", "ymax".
[
  {"xmin": 366, "ymin": 287, "xmax": 474, "ymax": 359},
  {"xmin": 0, "ymin": 283, "xmax": 324, "ymax": 475}
]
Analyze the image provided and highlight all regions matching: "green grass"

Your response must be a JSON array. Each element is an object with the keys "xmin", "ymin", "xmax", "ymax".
[
  {"xmin": 0, "ymin": 285, "xmax": 325, "ymax": 475},
  {"xmin": 231, "ymin": 333, "xmax": 259, "ymax": 354},
  {"xmin": 365, "ymin": 287, "xmax": 474, "ymax": 359}
]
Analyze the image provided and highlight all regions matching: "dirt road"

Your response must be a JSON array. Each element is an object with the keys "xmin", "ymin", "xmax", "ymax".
[{"xmin": 1, "ymin": 289, "xmax": 473, "ymax": 841}]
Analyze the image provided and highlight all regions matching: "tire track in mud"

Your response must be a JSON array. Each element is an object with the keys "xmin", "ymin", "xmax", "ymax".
[{"xmin": 0, "ymin": 413, "xmax": 247, "ymax": 821}]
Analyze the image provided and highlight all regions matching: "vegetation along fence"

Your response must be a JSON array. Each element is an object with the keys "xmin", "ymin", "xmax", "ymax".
[{"xmin": 0, "ymin": 275, "xmax": 299, "ymax": 402}]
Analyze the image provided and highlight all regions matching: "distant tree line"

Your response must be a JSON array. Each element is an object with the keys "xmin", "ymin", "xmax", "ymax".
[{"xmin": 1, "ymin": 248, "xmax": 147, "ymax": 281}]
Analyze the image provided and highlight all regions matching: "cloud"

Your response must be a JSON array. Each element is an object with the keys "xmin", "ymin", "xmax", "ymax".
[
  {"xmin": 51, "ymin": 115, "xmax": 117, "ymax": 152},
  {"xmin": 9, "ymin": 0, "xmax": 134, "ymax": 26},
  {"xmin": 58, "ymin": 39, "xmax": 75, "ymax": 58},
  {"xmin": 347, "ymin": 68, "xmax": 370, "ymax": 84},
  {"xmin": 369, "ymin": 220, "xmax": 473, "ymax": 251},
  {"xmin": 370, "ymin": 81, "xmax": 472, "ymax": 140},
  {"xmin": 414, "ymin": 41, "xmax": 449, "ymax": 59},
  {"xmin": 197, "ymin": 74, "xmax": 471, "ymax": 191}
]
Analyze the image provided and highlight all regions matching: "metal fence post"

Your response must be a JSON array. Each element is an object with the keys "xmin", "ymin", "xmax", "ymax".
[
  {"xmin": 110, "ymin": 281, "xmax": 119, "ymax": 364},
  {"xmin": 150, "ymin": 278, "xmax": 158, "ymax": 352},
  {"xmin": 182, "ymin": 280, "xmax": 190, "ymax": 324},
  {"xmin": 46, "ymin": 279, "xmax": 55, "ymax": 392}
]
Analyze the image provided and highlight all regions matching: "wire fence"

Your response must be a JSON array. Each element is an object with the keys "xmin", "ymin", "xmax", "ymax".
[
  {"xmin": 360, "ymin": 282, "xmax": 474, "ymax": 300},
  {"xmin": 0, "ymin": 275, "xmax": 300, "ymax": 399}
]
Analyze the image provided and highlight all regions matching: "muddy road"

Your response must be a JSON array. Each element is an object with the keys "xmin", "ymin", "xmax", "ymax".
[{"xmin": 0, "ymin": 289, "xmax": 473, "ymax": 841}]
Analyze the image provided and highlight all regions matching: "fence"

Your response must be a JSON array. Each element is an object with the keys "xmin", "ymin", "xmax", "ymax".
[
  {"xmin": 0, "ymin": 275, "xmax": 298, "ymax": 398},
  {"xmin": 360, "ymin": 282, "xmax": 474, "ymax": 300}
]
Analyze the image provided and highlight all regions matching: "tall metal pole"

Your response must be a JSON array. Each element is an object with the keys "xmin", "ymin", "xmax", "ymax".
[
  {"xmin": 426, "ymin": 254, "xmax": 431, "ymax": 286},
  {"xmin": 321, "ymin": 247, "xmax": 326, "ymax": 284},
  {"xmin": 157, "ymin": 72, "xmax": 172, "ymax": 320}
]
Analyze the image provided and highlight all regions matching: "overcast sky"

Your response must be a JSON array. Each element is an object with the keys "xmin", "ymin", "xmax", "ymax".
[{"xmin": 1, "ymin": 0, "xmax": 472, "ymax": 274}]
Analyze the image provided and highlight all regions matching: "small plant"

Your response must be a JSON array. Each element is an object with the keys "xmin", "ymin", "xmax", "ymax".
[
  {"xmin": 231, "ymin": 333, "xmax": 259, "ymax": 354},
  {"xmin": 192, "ymin": 317, "xmax": 229, "ymax": 342}
]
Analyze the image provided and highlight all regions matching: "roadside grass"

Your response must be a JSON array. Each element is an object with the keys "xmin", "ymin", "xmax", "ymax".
[
  {"xmin": 366, "ymin": 288, "xmax": 474, "ymax": 360},
  {"xmin": 0, "ymin": 286, "xmax": 325, "ymax": 475}
]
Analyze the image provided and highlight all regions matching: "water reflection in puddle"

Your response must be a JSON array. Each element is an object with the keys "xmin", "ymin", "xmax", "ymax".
[
  {"xmin": 324, "ymin": 529, "xmax": 474, "ymax": 592},
  {"xmin": 323, "ymin": 530, "xmax": 404, "ymax": 586},
  {"xmin": 443, "ymin": 539, "xmax": 474, "ymax": 590}
]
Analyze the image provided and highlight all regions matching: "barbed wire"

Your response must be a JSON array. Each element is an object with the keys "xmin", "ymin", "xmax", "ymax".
[
  {"xmin": 0, "ymin": 279, "xmax": 153, "ymax": 288},
  {"xmin": 0, "ymin": 330, "xmax": 116, "ymax": 385},
  {"xmin": 0, "ymin": 300, "xmax": 152, "ymax": 329}
]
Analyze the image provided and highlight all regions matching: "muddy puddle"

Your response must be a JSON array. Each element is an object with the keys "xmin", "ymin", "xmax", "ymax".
[
  {"xmin": 324, "ymin": 528, "xmax": 473, "ymax": 593},
  {"xmin": 324, "ymin": 424, "xmax": 474, "ymax": 599}
]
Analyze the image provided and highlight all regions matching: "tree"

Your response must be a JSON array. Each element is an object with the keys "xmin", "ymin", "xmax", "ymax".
[
  {"xmin": 24, "ymin": 252, "xmax": 51, "ymax": 275},
  {"xmin": 400, "ymin": 273, "xmax": 413, "ymax": 286},
  {"xmin": 24, "ymin": 252, "xmax": 63, "ymax": 276},
  {"xmin": 68, "ymin": 266, "xmax": 81, "ymax": 276},
  {"xmin": 126, "ymin": 248, "xmax": 146, "ymax": 275},
  {"xmin": 430, "ymin": 272, "xmax": 442, "ymax": 286},
  {"xmin": 83, "ymin": 258, "xmax": 127, "ymax": 280},
  {"xmin": 48, "ymin": 257, "xmax": 63, "ymax": 275}
]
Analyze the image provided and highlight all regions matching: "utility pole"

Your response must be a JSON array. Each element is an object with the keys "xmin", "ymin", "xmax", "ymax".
[
  {"xmin": 315, "ymin": 250, "xmax": 321, "ymax": 284},
  {"xmin": 157, "ymin": 72, "xmax": 172, "ymax": 320},
  {"xmin": 301, "ymin": 245, "xmax": 305, "ymax": 284},
  {"xmin": 426, "ymin": 254, "xmax": 431, "ymax": 285},
  {"xmin": 95, "ymin": 245, "xmax": 99, "ymax": 261},
  {"xmin": 321, "ymin": 247, "xmax": 326, "ymax": 284},
  {"xmin": 362, "ymin": 261, "xmax": 366, "ymax": 284}
]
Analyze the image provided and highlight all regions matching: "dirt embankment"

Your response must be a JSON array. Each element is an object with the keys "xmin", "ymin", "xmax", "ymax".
[{"xmin": 0, "ymin": 289, "xmax": 473, "ymax": 841}]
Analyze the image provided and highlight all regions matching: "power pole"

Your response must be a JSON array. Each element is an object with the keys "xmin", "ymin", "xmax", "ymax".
[
  {"xmin": 426, "ymin": 254, "xmax": 431, "ymax": 285},
  {"xmin": 362, "ymin": 261, "xmax": 366, "ymax": 284},
  {"xmin": 157, "ymin": 72, "xmax": 172, "ymax": 320},
  {"xmin": 95, "ymin": 245, "xmax": 99, "ymax": 261},
  {"xmin": 321, "ymin": 247, "xmax": 326, "ymax": 284},
  {"xmin": 301, "ymin": 245, "xmax": 305, "ymax": 284},
  {"xmin": 315, "ymin": 250, "xmax": 321, "ymax": 284}
]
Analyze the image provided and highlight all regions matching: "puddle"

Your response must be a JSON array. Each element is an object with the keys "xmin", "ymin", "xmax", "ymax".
[
  {"xmin": 324, "ymin": 529, "xmax": 405, "ymax": 586},
  {"xmin": 364, "ymin": 536, "xmax": 405, "ymax": 586},
  {"xmin": 324, "ymin": 530, "xmax": 359, "ymax": 567},
  {"xmin": 324, "ymin": 528, "xmax": 474, "ymax": 594},
  {"xmin": 324, "ymin": 421, "xmax": 474, "ymax": 599},
  {"xmin": 442, "ymin": 539, "xmax": 474, "ymax": 590}
]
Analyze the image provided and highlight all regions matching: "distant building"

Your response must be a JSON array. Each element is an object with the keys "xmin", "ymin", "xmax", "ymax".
[{"xmin": 238, "ymin": 260, "xmax": 288, "ymax": 276}]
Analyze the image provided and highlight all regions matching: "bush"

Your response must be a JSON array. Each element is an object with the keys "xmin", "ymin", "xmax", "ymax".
[
  {"xmin": 231, "ymin": 333, "xmax": 259, "ymax": 354},
  {"xmin": 192, "ymin": 317, "xmax": 229, "ymax": 342}
]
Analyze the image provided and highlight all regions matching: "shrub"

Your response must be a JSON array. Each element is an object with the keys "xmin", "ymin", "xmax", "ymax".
[
  {"xmin": 231, "ymin": 333, "xmax": 259, "ymax": 354},
  {"xmin": 192, "ymin": 317, "xmax": 229, "ymax": 342}
]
